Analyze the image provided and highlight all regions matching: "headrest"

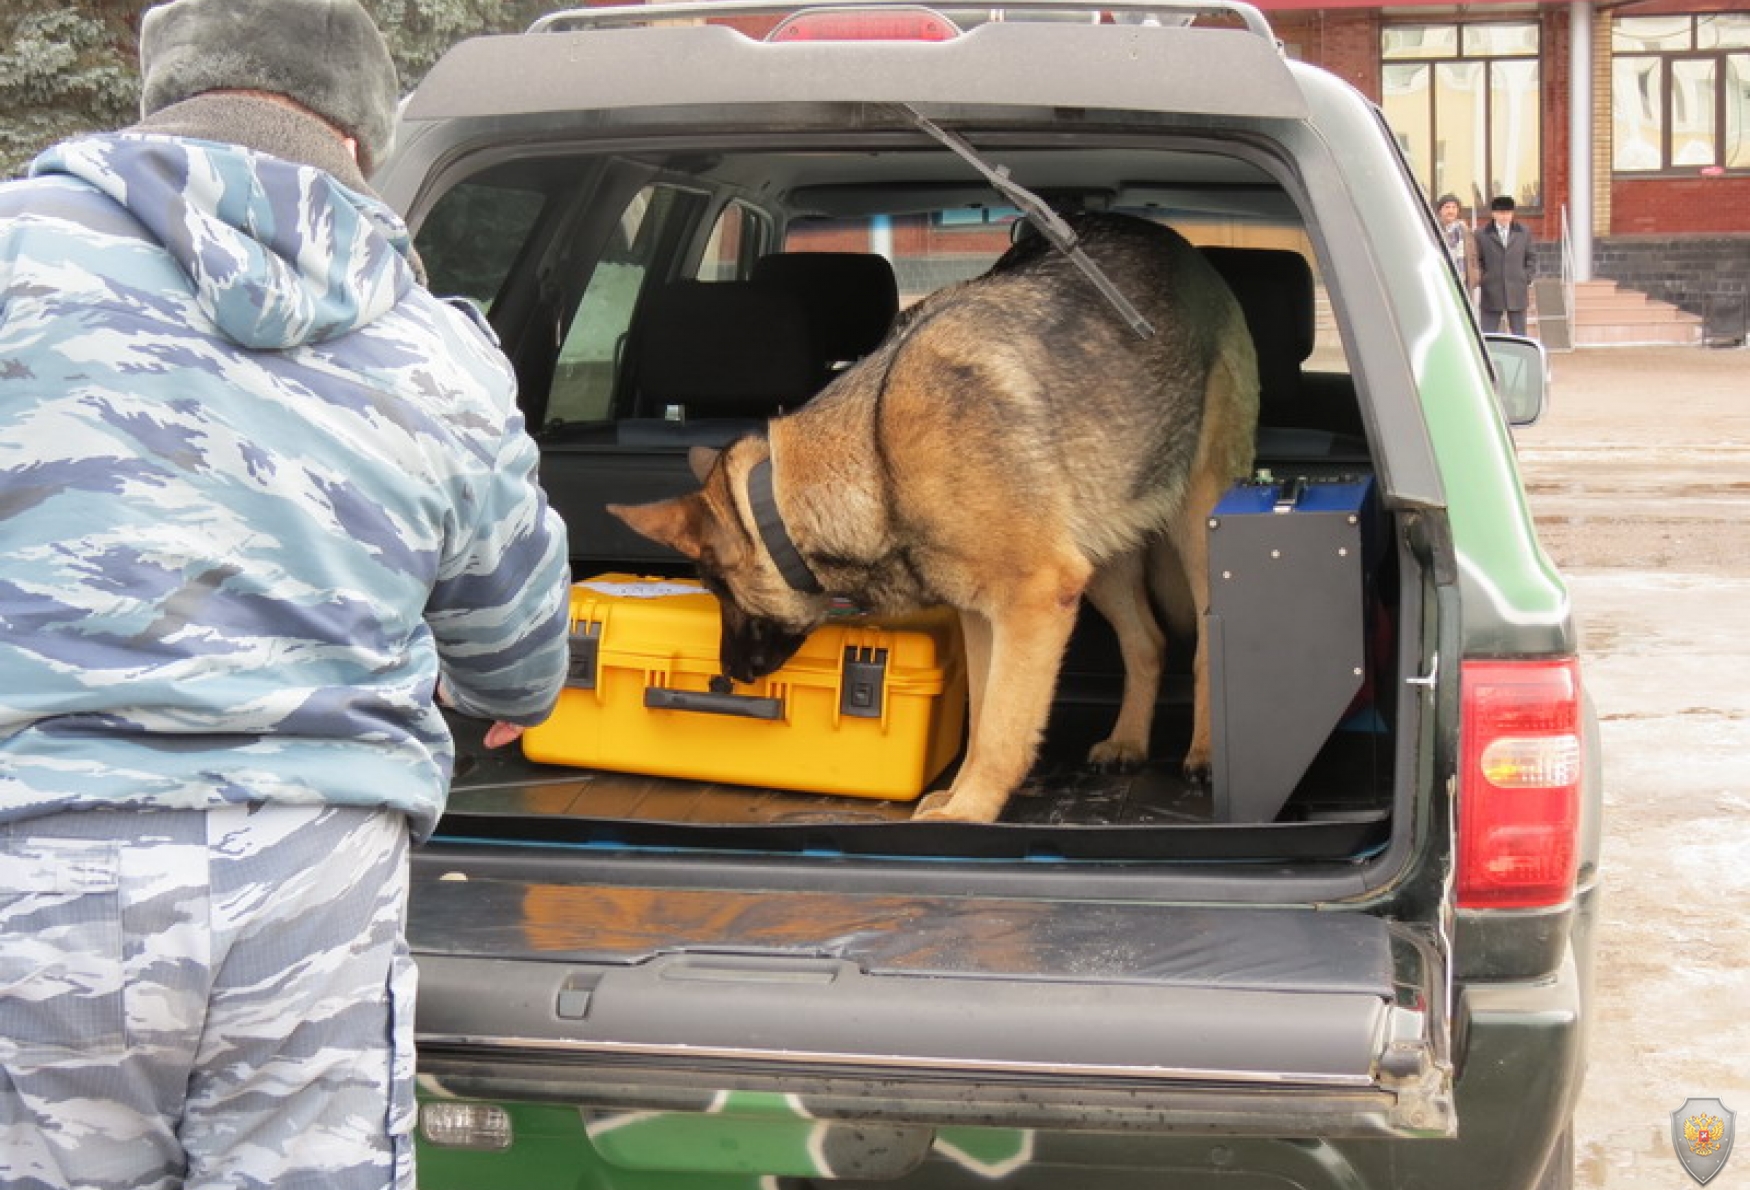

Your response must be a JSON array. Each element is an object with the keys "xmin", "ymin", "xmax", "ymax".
[
  {"xmin": 1199, "ymin": 247, "xmax": 1317, "ymax": 368},
  {"xmin": 635, "ymin": 281, "xmax": 819, "ymax": 419},
  {"xmin": 750, "ymin": 252, "xmax": 900, "ymax": 365}
]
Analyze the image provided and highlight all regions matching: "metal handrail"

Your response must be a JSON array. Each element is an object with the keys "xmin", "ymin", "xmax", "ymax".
[
  {"xmin": 1558, "ymin": 203, "xmax": 1574, "ymax": 325},
  {"xmin": 1554, "ymin": 204, "xmax": 1576, "ymax": 351},
  {"xmin": 528, "ymin": 0, "xmax": 1277, "ymax": 42}
]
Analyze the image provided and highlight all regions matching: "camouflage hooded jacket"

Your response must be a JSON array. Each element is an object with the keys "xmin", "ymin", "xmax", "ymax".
[{"xmin": 0, "ymin": 132, "xmax": 570, "ymax": 839}]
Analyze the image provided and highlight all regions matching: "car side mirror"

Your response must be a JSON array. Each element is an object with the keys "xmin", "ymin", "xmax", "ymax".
[{"xmin": 1484, "ymin": 334, "xmax": 1549, "ymax": 427}]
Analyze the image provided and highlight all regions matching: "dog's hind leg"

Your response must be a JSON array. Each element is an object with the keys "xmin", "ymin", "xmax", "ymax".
[
  {"xmin": 957, "ymin": 607, "xmax": 993, "ymax": 748},
  {"xmin": 1160, "ymin": 484, "xmax": 1220, "ymax": 783},
  {"xmin": 1085, "ymin": 548, "xmax": 1165, "ymax": 771},
  {"xmin": 1170, "ymin": 327, "xmax": 1259, "ymax": 784},
  {"xmin": 915, "ymin": 564, "xmax": 1088, "ymax": 823}
]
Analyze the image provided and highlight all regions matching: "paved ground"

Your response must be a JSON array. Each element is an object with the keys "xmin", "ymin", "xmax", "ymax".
[{"xmin": 1514, "ymin": 346, "xmax": 1750, "ymax": 1189}]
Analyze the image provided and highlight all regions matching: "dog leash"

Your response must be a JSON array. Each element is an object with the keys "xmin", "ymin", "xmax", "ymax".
[{"xmin": 902, "ymin": 106, "xmax": 1156, "ymax": 340}]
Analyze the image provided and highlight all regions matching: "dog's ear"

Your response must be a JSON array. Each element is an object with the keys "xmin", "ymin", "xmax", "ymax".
[
  {"xmin": 607, "ymin": 496, "xmax": 708, "ymax": 560},
  {"xmin": 687, "ymin": 445, "xmax": 721, "ymax": 484}
]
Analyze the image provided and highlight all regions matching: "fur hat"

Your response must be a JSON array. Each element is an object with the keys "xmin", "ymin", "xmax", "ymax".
[
  {"xmin": 1490, "ymin": 195, "xmax": 1516, "ymax": 212},
  {"xmin": 139, "ymin": 0, "xmax": 400, "ymax": 174}
]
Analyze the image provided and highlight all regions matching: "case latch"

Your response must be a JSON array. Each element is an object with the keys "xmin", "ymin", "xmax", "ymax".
[
  {"xmin": 840, "ymin": 646, "xmax": 889, "ymax": 718},
  {"xmin": 565, "ymin": 621, "xmax": 602, "ymax": 689}
]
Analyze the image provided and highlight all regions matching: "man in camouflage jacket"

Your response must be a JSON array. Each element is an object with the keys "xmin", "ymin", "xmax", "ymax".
[{"xmin": 0, "ymin": 1, "xmax": 570, "ymax": 1186}]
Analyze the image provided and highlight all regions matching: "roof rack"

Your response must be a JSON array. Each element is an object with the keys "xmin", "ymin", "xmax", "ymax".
[{"xmin": 527, "ymin": 0, "xmax": 1277, "ymax": 44}]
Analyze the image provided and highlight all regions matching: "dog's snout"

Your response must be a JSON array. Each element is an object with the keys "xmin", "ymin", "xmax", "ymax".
[
  {"xmin": 721, "ymin": 615, "xmax": 810, "ymax": 684},
  {"xmin": 723, "ymin": 652, "xmax": 767, "ymax": 685}
]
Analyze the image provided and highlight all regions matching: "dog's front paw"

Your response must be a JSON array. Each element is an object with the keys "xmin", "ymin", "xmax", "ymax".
[
  {"xmin": 913, "ymin": 791, "xmax": 959, "ymax": 819},
  {"xmin": 1086, "ymin": 737, "xmax": 1148, "ymax": 772},
  {"xmin": 912, "ymin": 789, "xmax": 1004, "ymax": 823},
  {"xmin": 1181, "ymin": 749, "xmax": 1213, "ymax": 786}
]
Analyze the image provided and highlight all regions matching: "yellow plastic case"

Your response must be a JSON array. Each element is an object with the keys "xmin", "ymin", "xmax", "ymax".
[{"xmin": 521, "ymin": 575, "xmax": 967, "ymax": 800}]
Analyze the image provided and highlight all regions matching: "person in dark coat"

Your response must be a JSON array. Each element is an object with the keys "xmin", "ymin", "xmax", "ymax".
[{"xmin": 1476, "ymin": 194, "xmax": 1536, "ymax": 336}]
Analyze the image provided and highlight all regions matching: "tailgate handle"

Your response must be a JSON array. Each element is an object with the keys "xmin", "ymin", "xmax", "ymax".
[{"xmin": 644, "ymin": 687, "xmax": 782, "ymax": 720}]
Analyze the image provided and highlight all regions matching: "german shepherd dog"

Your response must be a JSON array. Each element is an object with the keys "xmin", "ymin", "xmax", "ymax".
[{"xmin": 610, "ymin": 213, "xmax": 1258, "ymax": 822}]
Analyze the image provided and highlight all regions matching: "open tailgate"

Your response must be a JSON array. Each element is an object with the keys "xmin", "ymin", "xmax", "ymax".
[{"xmin": 410, "ymin": 845, "xmax": 1453, "ymax": 1141}]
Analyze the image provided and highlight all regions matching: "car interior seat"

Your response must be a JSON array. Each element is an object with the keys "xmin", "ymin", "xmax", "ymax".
[
  {"xmin": 1201, "ymin": 245, "xmax": 1365, "ymax": 453},
  {"xmin": 749, "ymin": 251, "xmax": 901, "ymax": 375}
]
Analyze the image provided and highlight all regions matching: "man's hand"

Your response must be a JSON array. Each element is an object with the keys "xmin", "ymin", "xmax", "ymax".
[
  {"xmin": 483, "ymin": 721, "xmax": 526, "ymax": 749},
  {"xmin": 436, "ymin": 678, "xmax": 527, "ymax": 749}
]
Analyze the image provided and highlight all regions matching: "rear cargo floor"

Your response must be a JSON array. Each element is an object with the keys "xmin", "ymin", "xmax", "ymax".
[
  {"xmin": 451, "ymin": 737, "xmax": 1206, "ymax": 827},
  {"xmin": 441, "ymin": 714, "xmax": 1391, "ymax": 861}
]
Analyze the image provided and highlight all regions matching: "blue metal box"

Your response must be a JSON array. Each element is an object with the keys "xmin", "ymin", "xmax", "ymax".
[{"xmin": 1206, "ymin": 474, "xmax": 1381, "ymax": 822}]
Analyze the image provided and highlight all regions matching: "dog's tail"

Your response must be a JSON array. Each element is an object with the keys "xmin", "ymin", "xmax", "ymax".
[
  {"xmin": 1147, "ymin": 284, "xmax": 1261, "ymax": 643},
  {"xmin": 1205, "ymin": 292, "xmax": 1262, "ymax": 485}
]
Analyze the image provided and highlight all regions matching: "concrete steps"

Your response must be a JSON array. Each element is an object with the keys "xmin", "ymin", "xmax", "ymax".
[
  {"xmin": 1311, "ymin": 280, "xmax": 1705, "ymax": 351},
  {"xmin": 1547, "ymin": 279, "xmax": 1704, "ymax": 348}
]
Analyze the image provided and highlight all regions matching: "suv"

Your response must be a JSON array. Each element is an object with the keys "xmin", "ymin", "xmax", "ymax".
[{"xmin": 373, "ymin": 4, "xmax": 1598, "ymax": 1187}]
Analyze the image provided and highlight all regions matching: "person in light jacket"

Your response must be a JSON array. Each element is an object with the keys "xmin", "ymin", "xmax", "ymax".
[
  {"xmin": 1435, "ymin": 193, "xmax": 1480, "ymax": 304},
  {"xmin": 0, "ymin": 1, "xmax": 571, "ymax": 1186},
  {"xmin": 1476, "ymin": 194, "xmax": 1537, "ymax": 336}
]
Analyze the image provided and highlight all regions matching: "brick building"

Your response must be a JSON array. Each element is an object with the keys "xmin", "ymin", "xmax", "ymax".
[
  {"xmin": 757, "ymin": 1, "xmax": 1746, "ymax": 341},
  {"xmin": 1262, "ymin": 0, "xmax": 1749, "ymax": 342}
]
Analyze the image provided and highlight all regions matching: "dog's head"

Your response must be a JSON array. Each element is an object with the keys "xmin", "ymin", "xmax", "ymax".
[{"xmin": 608, "ymin": 440, "xmax": 829, "ymax": 683}]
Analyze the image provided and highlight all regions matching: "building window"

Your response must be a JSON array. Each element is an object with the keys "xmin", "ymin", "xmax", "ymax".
[
  {"xmin": 1612, "ymin": 14, "xmax": 1750, "ymax": 173},
  {"xmin": 1382, "ymin": 22, "xmax": 1542, "ymax": 212}
]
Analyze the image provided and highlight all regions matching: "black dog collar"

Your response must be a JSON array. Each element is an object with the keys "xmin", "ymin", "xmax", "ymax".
[{"xmin": 747, "ymin": 457, "xmax": 823, "ymax": 594}]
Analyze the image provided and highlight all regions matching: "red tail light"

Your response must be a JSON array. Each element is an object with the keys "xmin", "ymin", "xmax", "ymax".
[
  {"xmin": 1456, "ymin": 658, "xmax": 1583, "ymax": 909},
  {"xmin": 767, "ymin": 6, "xmax": 962, "ymax": 41}
]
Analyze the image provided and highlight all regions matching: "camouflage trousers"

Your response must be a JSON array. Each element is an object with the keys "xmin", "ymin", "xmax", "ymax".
[{"xmin": 0, "ymin": 804, "xmax": 415, "ymax": 1190}]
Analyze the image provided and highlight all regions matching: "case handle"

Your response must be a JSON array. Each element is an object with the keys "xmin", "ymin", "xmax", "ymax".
[{"xmin": 643, "ymin": 687, "xmax": 782, "ymax": 720}]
